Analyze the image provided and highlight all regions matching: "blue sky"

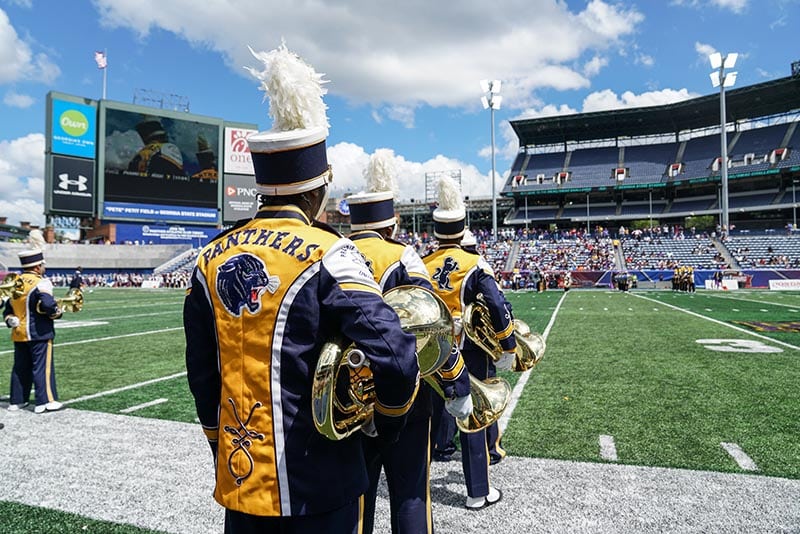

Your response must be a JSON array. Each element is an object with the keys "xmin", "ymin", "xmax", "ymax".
[{"xmin": 0, "ymin": 0, "xmax": 798, "ymax": 226}]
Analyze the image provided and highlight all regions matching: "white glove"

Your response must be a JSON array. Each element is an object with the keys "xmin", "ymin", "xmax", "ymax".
[
  {"xmin": 5, "ymin": 316, "xmax": 20, "ymax": 328},
  {"xmin": 495, "ymin": 351, "xmax": 516, "ymax": 371},
  {"xmin": 452, "ymin": 316, "xmax": 463, "ymax": 337},
  {"xmin": 361, "ymin": 415, "xmax": 378, "ymax": 438},
  {"xmin": 445, "ymin": 394, "xmax": 473, "ymax": 420}
]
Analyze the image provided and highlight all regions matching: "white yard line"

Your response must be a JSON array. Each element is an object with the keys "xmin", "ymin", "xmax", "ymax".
[
  {"xmin": 0, "ymin": 327, "xmax": 184, "ymax": 356},
  {"xmin": 599, "ymin": 434, "xmax": 619, "ymax": 461},
  {"xmin": 499, "ymin": 291, "xmax": 568, "ymax": 433},
  {"xmin": 721, "ymin": 442, "xmax": 759, "ymax": 471},
  {"xmin": 64, "ymin": 372, "xmax": 186, "ymax": 405},
  {"xmin": 702, "ymin": 293, "xmax": 800, "ymax": 309},
  {"xmin": 632, "ymin": 293, "xmax": 800, "ymax": 352},
  {"xmin": 119, "ymin": 398, "xmax": 169, "ymax": 413}
]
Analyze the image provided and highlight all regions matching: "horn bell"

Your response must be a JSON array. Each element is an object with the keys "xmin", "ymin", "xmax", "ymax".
[
  {"xmin": 463, "ymin": 297, "xmax": 546, "ymax": 372},
  {"xmin": 0, "ymin": 273, "xmax": 23, "ymax": 300},
  {"xmin": 57, "ymin": 288, "xmax": 84, "ymax": 313}
]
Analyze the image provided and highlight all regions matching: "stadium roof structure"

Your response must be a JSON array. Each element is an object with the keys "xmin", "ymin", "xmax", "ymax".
[{"xmin": 511, "ymin": 75, "xmax": 800, "ymax": 147}]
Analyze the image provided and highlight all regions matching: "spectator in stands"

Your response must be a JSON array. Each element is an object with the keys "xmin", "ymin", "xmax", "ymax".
[{"xmin": 3, "ymin": 249, "xmax": 64, "ymax": 414}]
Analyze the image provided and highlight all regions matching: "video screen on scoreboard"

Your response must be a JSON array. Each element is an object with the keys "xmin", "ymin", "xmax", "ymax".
[{"xmin": 100, "ymin": 104, "xmax": 221, "ymax": 224}]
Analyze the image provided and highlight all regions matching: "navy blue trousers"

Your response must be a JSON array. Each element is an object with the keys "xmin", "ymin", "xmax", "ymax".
[
  {"xmin": 10, "ymin": 340, "xmax": 58, "ymax": 407},
  {"xmin": 458, "ymin": 348, "xmax": 493, "ymax": 498},
  {"xmin": 224, "ymin": 498, "xmax": 362, "ymax": 534},
  {"xmin": 363, "ymin": 415, "xmax": 432, "ymax": 534}
]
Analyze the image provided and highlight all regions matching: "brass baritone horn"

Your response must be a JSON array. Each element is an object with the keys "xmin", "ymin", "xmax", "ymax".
[
  {"xmin": 463, "ymin": 295, "xmax": 546, "ymax": 372},
  {"xmin": 312, "ymin": 285, "xmax": 452, "ymax": 441},
  {"xmin": 312, "ymin": 285, "xmax": 512, "ymax": 440},
  {"xmin": 0, "ymin": 273, "xmax": 23, "ymax": 300},
  {"xmin": 57, "ymin": 288, "xmax": 84, "ymax": 313}
]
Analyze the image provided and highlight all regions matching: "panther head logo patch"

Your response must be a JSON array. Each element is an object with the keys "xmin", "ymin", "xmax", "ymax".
[
  {"xmin": 432, "ymin": 256, "xmax": 458, "ymax": 291},
  {"xmin": 217, "ymin": 253, "xmax": 280, "ymax": 317}
]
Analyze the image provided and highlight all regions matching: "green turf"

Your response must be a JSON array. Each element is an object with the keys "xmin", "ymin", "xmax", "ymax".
[
  {"xmin": 0, "ymin": 501, "xmax": 168, "ymax": 533},
  {"xmin": 503, "ymin": 289, "xmax": 800, "ymax": 478}
]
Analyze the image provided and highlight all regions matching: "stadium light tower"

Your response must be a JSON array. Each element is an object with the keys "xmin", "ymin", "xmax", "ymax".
[
  {"xmin": 709, "ymin": 51, "xmax": 738, "ymax": 236},
  {"xmin": 481, "ymin": 79, "xmax": 502, "ymax": 241}
]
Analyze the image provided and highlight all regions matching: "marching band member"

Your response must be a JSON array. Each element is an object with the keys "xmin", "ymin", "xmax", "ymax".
[
  {"xmin": 348, "ymin": 149, "xmax": 471, "ymax": 534},
  {"xmin": 184, "ymin": 44, "xmax": 420, "ymax": 534},
  {"xmin": 3, "ymin": 249, "xmax": 64, "ymax": 414},
  {"xmin": 423, "ymin": 177, "xmax": 517, "ymax": 510}
]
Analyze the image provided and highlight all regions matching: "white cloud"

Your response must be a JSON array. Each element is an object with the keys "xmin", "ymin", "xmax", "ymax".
[
  {"xmin": 695, "ymin": 41, "xmax": 717, "ymax": 64},
  {"xmin": 327, "ymin": 141, "xmax": 496, "ymax": 202},
  {"xmin": 636, "ymin": 54, "xmax": 654, "ymax": 67},
  {"xmin": 583, "ymin": 56, "xmax": 609, "ymax": 77},
  {"xmin": 0, "ymin": 8, "xmax": 60, "ymax": 85},
  {"xmin": 0, "ymin": 133, "xmax": 45, "ymax": 226},
  {"xmin": 582, "ymin": 87, "xmax": 698, "ymax": 112},
  {"xmin": 92, "ymin": 0, "xmax": 643, "ymax": 112},
  {"xmin": 384, "ymin": 105, "xmax": 416, "ymax": 129},
  {"xmin": 3, "ymin": 90, "xmax": 34, "ymax": 108},
  {"xmin": 672, "ymin": 0, "xmax": 749, "ymax": 13}
]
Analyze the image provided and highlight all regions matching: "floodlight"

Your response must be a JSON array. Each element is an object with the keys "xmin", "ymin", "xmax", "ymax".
[
  {"xmin": 491, "ymin": 95, "xmax": 503, "ymax": 109},
  {"xmin": 723, "ymin": 72, "xmax": 737, "ymax": 87},
  {"xmin": 491, "ymin": 80, "xmax": 502, "ymax": 93},
  {"xmin": 481, "ymin": 96, "xmax": 489, "ymax": 109},
  {"xmin": 710, "ymin": 72, "xmax": 721, "ymax": 87},
  {"xmin": 709, "ymin": 52, "xmax": 722, "ymax": 69},
  {"xmin": 480, "ymin": 79, "xmax": 490, "ymax": 93},
  {"xmin": 723, "ymin": 53, "xmax": 738, "ymax": 69}
]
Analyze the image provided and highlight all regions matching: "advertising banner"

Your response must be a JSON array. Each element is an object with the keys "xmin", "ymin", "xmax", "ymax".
[
  {"xmin": 223, "ymin": 174, "xmax": 259, "ymax": 222},
  {"xmin": 223, "ymin": 127, "xmax": 257, "ymax": 175},
  {"xmin": 768, "ymin": 278, "xmax": 800, "ymax": 290},
  {"xmin": 50, "ymin": 155, "xmax": 95, "ymax": 215},
  {"xmin": 114, "ymin": 222, "xmax": 219, "ymax": 246},
  {"xmin": 51, "ymin": 99, "xmax": 97, "ymax": 158}
]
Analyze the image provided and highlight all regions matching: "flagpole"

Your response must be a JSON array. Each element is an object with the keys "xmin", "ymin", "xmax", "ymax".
[{"xmin": 102, "ymin": 48, "xmax": 107, "ymax": 100}]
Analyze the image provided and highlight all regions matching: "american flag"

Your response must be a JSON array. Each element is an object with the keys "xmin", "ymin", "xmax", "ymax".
[{"xmin": 94, "ymin": 51, "xmax": 107, "ymax": 69}]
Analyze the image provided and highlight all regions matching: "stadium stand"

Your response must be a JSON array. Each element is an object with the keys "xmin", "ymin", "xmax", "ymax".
[
  {"xmin": 724, "ymin": 234, "xmax": 800, "ymax": 268},
  {"xmin": 621, "ymin": 143, "xmax": 677, "ymax": 185}
]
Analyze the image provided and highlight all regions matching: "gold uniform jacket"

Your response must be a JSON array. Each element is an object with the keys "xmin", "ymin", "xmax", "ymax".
[
  {"xmin": 2, "ymin": 273, "xmax": 61, "ymax": 342},
  {"xmin": 184, "ymin": 206, "xmax": 420, "ymax": 517},
  {"xmin": 424, "ymin": 245, "xmax": 516, "ymax": 354}
]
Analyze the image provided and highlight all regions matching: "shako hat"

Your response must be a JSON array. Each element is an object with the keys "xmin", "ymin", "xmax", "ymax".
[
  {"xmin": 347, "ymin": 149, "xmax": 398, "ymax": 231},
  {"xmin": 245, "ymin": 42, "xmax": 332, "ymax": 196},
  {"xmin": 433, "ymin": 176, "xmax": 466, "ymax": 240},
  {"xmin": 19, "ymin": 249, "xmax": 45, "ymax": 268}
]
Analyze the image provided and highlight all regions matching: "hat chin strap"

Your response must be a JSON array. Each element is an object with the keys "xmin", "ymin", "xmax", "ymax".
[{"xmin": 314, "ymin": 184, "xmax": 330, "ymax": 220}]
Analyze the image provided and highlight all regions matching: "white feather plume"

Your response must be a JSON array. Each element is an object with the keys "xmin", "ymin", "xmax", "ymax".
[
  {"xmin": 363, "ymin": 149, "xmax": 397, "ymax": 194},
  {"xmin": 27, "ymin": 229, "xmax": 46, "ymax": 250},
  {"xmin": 437, "ymin": 176, "xmax": 464, "ymax": 211},
  {"xmin": 245, "ymin": 41, "xmax": 329, "ymax": 132}
]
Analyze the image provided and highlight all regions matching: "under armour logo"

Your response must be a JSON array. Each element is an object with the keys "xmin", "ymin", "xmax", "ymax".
[{"xmin": 58, "ymin": 173, "xmax": 88, "ymax": 191}]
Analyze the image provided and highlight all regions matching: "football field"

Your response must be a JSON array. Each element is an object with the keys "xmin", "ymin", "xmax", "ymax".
[{"xmin": 0, "ymin": 287, "xmax": 798, "ymax": 533}]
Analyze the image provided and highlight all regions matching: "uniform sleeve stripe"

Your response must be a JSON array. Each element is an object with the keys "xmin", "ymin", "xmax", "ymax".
[
  {"xmin": 496, "ymin": 322, "xmax": 515, "ymax": 340},
  {"xmin": 438, "ymin": 358, "xmax": 465, "ymax": 380},
  {"xmin": 375, "ymin": 379, "xmax": 420, "ymax": 417},
  {"xmin": 339, "ymin": 282, "xmax": 382, "ymax": 295}
]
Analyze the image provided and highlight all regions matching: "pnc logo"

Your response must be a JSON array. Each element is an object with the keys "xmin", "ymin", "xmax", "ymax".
[
  {"xmin": 58, "ymin": 173, "xmax": 88, "ymax": 191},
  {"xmin": 227, "ymin": 186, "xmax": 258, "ymax": 197},
  {"xmin": 60, "ymin": 110, "xmax": 89, "ymax": 137}
]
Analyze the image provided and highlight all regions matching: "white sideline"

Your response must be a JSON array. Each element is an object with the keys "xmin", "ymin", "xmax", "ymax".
[
  {"xmin": 119, "ymin": 398, "xmax": 169, "ymax": 414},
  {"xmin": 0, "ymin": 327, "xmax": 184, "ymax": 356},
  {"xmin": 631, "ymin": 293, "xmax": 800, "ymax": 351},
  {"xmin": 721, "ymin": 442, "xmax": 759, "ymax": 471},
  {"xmin": 499, "ymin": 291, "xmax": 568, "ymax": 433},
  {"xmin": 64, "ymin": 372, "xmax": 186, "ymax": 405},
  {"xmin": 599, "ymin": 434, "xmax": 619, "ymax": 461}
]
